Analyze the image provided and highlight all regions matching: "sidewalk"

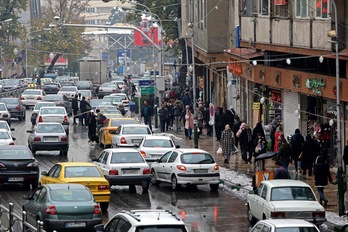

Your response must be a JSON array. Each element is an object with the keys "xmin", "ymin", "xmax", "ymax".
[{"xmin": 153, "ymin": 126, "xmax": 348, "ymax": 230}]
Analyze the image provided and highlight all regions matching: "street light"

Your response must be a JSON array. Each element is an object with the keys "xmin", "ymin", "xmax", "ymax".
[{"xmin": 259, "ymin": 97, "xmax": 265, "ymax": 123}]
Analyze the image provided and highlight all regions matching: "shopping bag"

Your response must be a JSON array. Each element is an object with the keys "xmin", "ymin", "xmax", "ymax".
[
  {"xmin": 217, "ymin": 147, "xmax": 223, "ymax": 156},
  {"xmin": 232, "ymin": 145, "xmax": 239, "ymax": 154}
]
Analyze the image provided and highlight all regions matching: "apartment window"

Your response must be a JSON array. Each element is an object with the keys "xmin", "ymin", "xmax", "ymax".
[
  {"xmin": 273, "ymin": 1, "xmax": 289, "ymax": 18},
  {"xmin": 243, "ymin": 0, "xmax": 256, "ymax": 17},
  {"xmin": 296, "ymin": 0, "xmax": 309, "ymax": 18},
  {"xmin": 259, "ymin": 0, "xmax": 269, "ymax": 16},
  {"xmin": 198, "ymin": 0, "xmax": 206, "ymax": 28},
  {"xmin": 85, "ymin": 8, "xmax": 95, "ymax": 13},
  {"xmin": 85, "ymin": 20, "xmax": 95, "ymax": 25},
  {"xmin": 316, "ymin": 0, "xmax": 330, "ymax": 18}
]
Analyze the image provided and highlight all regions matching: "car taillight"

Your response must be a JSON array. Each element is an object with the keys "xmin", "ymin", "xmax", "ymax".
[
  {"xmin": 63, "ymin": 116, "xmax": 68, "ymax": 122},
  {"xmin": 2, "ymin": 114, "xmax": 8, "ymax": 118},
  {"xmin": 312, "ymin": 211, "xmax": 325, "ymax": 218},
  {"xmin": 15, "ymin": 105, "xmax": 20, "ymax": 110},
  {"xmin": 271, "ymin": 212, "xmax": 286, "ymax": 219},
  {"xmin": 34, "ymin": 137, "xmax": 41, "ymax": 141},
  {"xmin": 61, "ymin": 136, "xmax": 68, "ymax": 141},
  {"xmin": 143, "ymin": 169, "xmax": 150, "ymax": 174},
  {"xmin": 120, "ymin": 137, "xmax": 127, "ymax": 144},
  {"xmin": 38, "ymin": 116, "xmax": 43, "ymax": 122},
  {"xmin": 20, "ymin": 96, "xmax": 24, "ymax": 100},
  {"xmin": 45, "ymin": 205, "xmax": 57, "ymax": 215},
  {"xmin": 98, "ymin": 185, "xmax": 109, "ymax": 190},
  {"xmin": 109, "ymin": 170, "xmax": 119, "ymax": 175},
  {"xmin": 9, "ymin": 142, "xmax": 14, "ymax": 145},
  {"xmin": 139, "ymin": 150, "xmax": 146, "ymax": 157},
  {"xmin": 0, "ymin": 163, "xmax": 5, "ymax": 168},
  {"xmin": 214, "ymin": 165, "xmax": 219, "ymax": 170},
  {"xmin": 94, "ymin": 204, "xmax": 101, "ymax": 214},
  {"xmin": 37, "ymin": 96, "xmax": 42, "ymax": 100},
  {"xmin": 176, "ymin": 165, "xmax": 186, "ymax": 171}
]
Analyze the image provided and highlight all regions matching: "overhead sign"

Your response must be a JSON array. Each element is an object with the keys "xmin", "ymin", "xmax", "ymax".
[
  {"xmin": 139, "ymin": 79, "xmax": 154, "ymax": 87},
  {"xmin": 140, "ymin": 86, "xmax": 155, "ymax": 95}
]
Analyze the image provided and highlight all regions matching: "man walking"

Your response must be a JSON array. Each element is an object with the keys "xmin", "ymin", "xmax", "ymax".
[
  {"xmin": 79, "ymin": 96, "xmax": 88, "ymax": 126},
  {"xmin": 141, "ymin": 101, "xmax": 153, "ymax": 131},
  {"xmin": 158, "ymin": 103, "xmax": 168, "ymax": 133},
  {"xmin": 71, "ymin": 95, "xmax": 79, "ymax": 125}
]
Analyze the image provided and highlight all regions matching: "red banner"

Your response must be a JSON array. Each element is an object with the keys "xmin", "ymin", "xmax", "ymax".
[
  {"xmin": 134, "ymin": 27, "xmax": 159, "ymax": 46},
  {"xmin": 274, "ymin": 0, "xmax": 286, "ymax": 5}
]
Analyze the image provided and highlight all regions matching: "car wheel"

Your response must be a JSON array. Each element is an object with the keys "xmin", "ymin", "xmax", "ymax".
[
  {"xmin": 150, "ymin": 169, "xmax": 159, "ymax": 185},
  {"xmin": 142, "ymin": 182, "xmax": 150, "ymax": 192},
  {"xmin": 247, "ymin": 205, "xmax": 256, "ymax": 224},
  {"xmin": 100, "ymin": 202, "xmax": 109, "ymax": 212},
  {"xmin": 129, "ymin": 184, "xmax": 136, "ymax": 193},
  {"xmin": 171, "ymin": 175, "xmax": 180, "ymax": 191},
  {"xmin": 210, "ymin": 184, "xmax": 219, "ymax": 191}
]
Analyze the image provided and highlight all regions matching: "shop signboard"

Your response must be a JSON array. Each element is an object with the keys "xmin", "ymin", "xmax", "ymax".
[{"xmin": 140, "ymin": 86, "xmax": 155, "ymax": 95}]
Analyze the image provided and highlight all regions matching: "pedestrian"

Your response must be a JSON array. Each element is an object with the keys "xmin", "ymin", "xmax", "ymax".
[
  {"xmin": 71, "ymin": 95, "xmax": 79, "ymax": 125},
  {"xmin": 239, "ymin": 122, "xmax": 253, "ymax": 164},
  {"xmin": 314, "ymin": 155, "xmax": 333, "ymax": 206},
  {"xmin": 269, "ymin": 119, "xmax": 279, "ymax": 152},
  {"xmin": 225, "ymin": 106, "xmax": 235, "ymax": 129},
  {"xmin": 118, "ymin": 104, "xmax": 126, "ymax": 116},
  {"xmin": 220, "ymin": 124, "xmax": 234, "ymax": 164},
  {"xmin": 195, "ymin": 106, "xmax": 203, "ymax": 137},
  {"xmin": 79, "ymin": 96, "xmax": 88, "ymax": 126},
  {"xmin": 273, "ymin": 126, "xmax": 283, "ymax": 152},
  {"xmin": 173, "ymin": 100, "xmax": 183, "ymax": 131},
  {"xmin": 253, "ymin": 122, "xmax": 266, "ymax": 141},
  {"xmin": 232, "ymin": 116, "xmax": 242, "ymax": 148},
  {"xmin": 277, "ymin": 139, "xmax": 292, "ymax": 169},
  {"xmin": 301, "ymin": 135, "xmax": 320, "ymax": 176},
  {"xmin": 141, "ymin": 101, "xmax": 153, "ymax": 131},
  {"xmin": 215, "ymin": 107, "xmax": 225, "ymax": 141},
  {"xmin": 203, "ymin": 102, "xmax": 213, "ymax": 136},
  {"xmin": 253, "ymin": 133, "xmax": 267, "ymax": 157},
  {"xmin": 87, "ymin": 110, "xmax": 97, "ymax": 143},
  {"xmin": 158, "ymin": 103, "xmax": 168, "ymax": 133},
  {"xmin": 184, "ymin": 105, "xmax": 194, "ymax": 139},
  {"xmin": 290, "ymin": 128, "xmax": 304, "ymax": 173},
  {"xmin": 274, "ymin": 160, "xmax": 291, "ymax": 179},
  {"xmin": 182, "ymin": 92, "xmax": 191, "ymax": 108},
  {"xmin": 166, "ymin": 101, "xmax": 174, "ymax": 130},
  {"xmin": 96, "ymin": 109, "xmax": 106, "ymax": 136}
]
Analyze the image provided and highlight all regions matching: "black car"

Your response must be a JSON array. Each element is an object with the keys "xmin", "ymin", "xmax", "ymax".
[
  {"xmin": 43, "ymin": 82, "xmax": 61, "ymax": 94},
  {"xmin": 76, "ymin": 80, "xmax": 95, "ymax": 94},
  {"xmin": 42, "ymin": 94, "xmax": 72, "ymax": 115},
  {"xmin": 0, "ymin": 98, "xmax": 26, "ymax": 120},
  {"xmin": 0, "ymin": 145, "xmax": 39, "ymax": 190}
]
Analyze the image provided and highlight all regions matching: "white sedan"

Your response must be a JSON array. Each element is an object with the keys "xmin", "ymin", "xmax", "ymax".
[
  {"xmin": 137, "ymin": 135, "xmax": 179, "ymax": 162},
  {"xmin": 111, "ymin": 124, "xmax": 152, "ymax": 148},
  {"xmin": 0, "ymin": 120, "xmax": 14, "ymax": 135},
  {"xmin": 150, "ymin": 148, "xmax": 220, "ymax": 191},
  {"xmin": 20, "ymin": 89, "xmax": 46, "ymax": 108},
  {"xmin": 250, "ymin": 219, "xmax": 320, "ymax": 232},
  {"xmin": 92, "ymin": 148, "xmax": 151, "ymax": 192},
  {"xmin": 0, "ymin": 129, "xmax": 15, "ymax": 145},
  {"xmin": 246, "ymin": 179, "xmax": 326, "ymax": 225},
  {"xmin": 58, "ymin": 86, "xmax": 78, "ymax": 100},
  {"xmin": 110, "ymin": 93, "xmax": 130, "ymax": 111},
  {"xmin": 0, "ymin": 103, "xmax": 11, "ymax": 126}
]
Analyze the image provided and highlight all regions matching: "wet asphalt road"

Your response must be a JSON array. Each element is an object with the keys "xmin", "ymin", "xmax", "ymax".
[{"xmin": 0, "ymin": 110, "xmax": 250, "ymax": 232}]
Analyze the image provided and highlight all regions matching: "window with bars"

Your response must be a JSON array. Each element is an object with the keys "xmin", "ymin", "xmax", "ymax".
[
  {"xmin": 315, "ymin": 0, "xmax": 330, "ymax": 18},
  {"xmin": 273, "ymin": 1, "xmax": 290, "ymax": 18},
  {"xmin": 242, "ymin": 0, "xmax": 256, "ymax": 17},
  {"xmin": 296, "ymin": 0, "xmax": 309, "ymax": 18},
  {"xmin": 259, "ymin": 0, "xmax": 269, "ymax": 16}
]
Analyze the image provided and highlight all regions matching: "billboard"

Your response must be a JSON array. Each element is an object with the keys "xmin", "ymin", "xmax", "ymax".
[
  {"xmin": 116, "ymin": 49, "xmax": 130, "ymax": 66},
  {"xmin": 134, "ymin": 18, "xmax": 159, "ymax": 46}
]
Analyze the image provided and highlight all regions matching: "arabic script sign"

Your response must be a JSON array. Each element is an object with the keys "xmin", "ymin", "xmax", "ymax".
[{"xmin": 306, "ymin": 77, "xmax": 325, "ymax": 95}]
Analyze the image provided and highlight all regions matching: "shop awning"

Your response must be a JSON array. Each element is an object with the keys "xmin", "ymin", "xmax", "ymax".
[{"xmin": 224, "ymin": 48, "xmax": 264, "ymax": 60}]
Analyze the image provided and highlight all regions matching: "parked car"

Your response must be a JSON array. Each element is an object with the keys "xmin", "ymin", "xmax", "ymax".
[
  {"xmin": 246, "ymin": 179, "xmax": 326, "ymax": 225},
  {"xmin": 40, "ymin": 162, "xmax": 110, "ymax": 211},
  {"xmin": 137, "ymin": 135, "xmax": 179, "ymax": 162},
  {"xmin": 23, "ymin": 184, "xmax": 102, "ymax": 232},
  {"xmin": 150, "ymin": 148, "xmax": 220, "ymax": 191},
  {"xmin": 20, "ymin": 89, "xmax": 46, "ymax": 109},
  {"xmin": 0, "ymin": 102, "xmax": 11, "ymax": 126},
  {"xmin": 27, "ymin": 122, "xmax": 69, "ymax": 156},
  {"xmin": 249, "ymin": 219, "xmax": 320, "ymax": 232},
  {"xmin": 0, "ymin": 129, "xmax": 15, "ymax": 145},
  {"xmin": 94, "ymin": 210, "xmax": 188, "ymax": 232},
  {"xmin": 93, "ymin": 148, "xmax": 151, "ymax": 192},
  {"xmin": 58, "ymin": 86, "xmax": 78, "ymax": 100},
  {"xmin": 42, "ymin": 94, "xmax": 72, "ymax": 115},
  {"xmin": 36, "ymin": 106, "xmax": 70, "ymax": 135},
  {"xmin": 42, "ymin": 82, "xmax": 61, "ymax": 94},
  {"xmin": 0, "ymin": 97, "xmax": 26, "ymax": 121},
  {"xmin": 97, "ymin": 82, "xmax": 121, "ymax": 98},
  {"xmin": 110, "ymin": 124, "xmax": 152, "ymax": 148},
  {"xmin": 0, "ymin": 145, "xmax": 39, "ymax": 189}
]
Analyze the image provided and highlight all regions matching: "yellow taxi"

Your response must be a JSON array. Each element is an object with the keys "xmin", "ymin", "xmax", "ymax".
[
  {"xmin": 99, "ymin": 117, "xmax": 139, "ymax": 148},
  {"xmin": 40, "ymin": 162, "xmax": 111, "ymax": 211}
]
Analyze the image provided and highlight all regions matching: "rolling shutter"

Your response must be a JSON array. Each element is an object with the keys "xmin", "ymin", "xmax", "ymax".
[{"xmin": 283, "ymin": 90, "xmax": 299, "ymax": 137}]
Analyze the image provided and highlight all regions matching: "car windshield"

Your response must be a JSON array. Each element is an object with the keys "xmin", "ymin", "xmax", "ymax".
[
  {"xmin": 0, "ymin": 104, "xmax": 6, "ymax": 111},
  {"xmin": 34, "ymin": 102, "xmax": 56, "ymax": 110},
  {"xmin": 91, "ymin": 100, "xmax": 112, "ymax": 108},
  {"xmin": 104, "ymin": 96, "xmax": 122, "ymax": 102},
  {"xmin": 43, "ymin": 95, "xmax": 63, "ymax": 101},
  {"xmin": 136, "ymin": 225, "xmax": 187, "ymax": 232},
  {"xmin": 111, "ymin": 152, "xmax": 145, "ymax": 163},
  {"xmin": 0, "ymin": 131, "xmax": 10, "ymax": 139},
  {"xmin": 23, "ymin": 90, "xmax": 41, "ymax": 95},
  {"xmin": 122, "ymin": 127, "xmax": 150, "ymax": 135},
  {"xmin": 103, "ymin": 109, "xmax": 121, "ymax": 115},
  {"xmin": 79, "ymin": 91, "xmax": 91, "ymax": 97},
  {"xmin": 77, "ymin": 81, "xmax": 91, "ymax": 87},
  {"xmin": 61, "ymin": 86, "xmax": 76, "ymax": 91},
  {"xmin": 0, "ymin": 98, "xmax": 18, "ymax": 104},
  {"xmin": 36, "ymin": 124, "xmax": 65, "ymax": 133},
  {"xmin": 271, "ymin": 186, "xmax": 316, "ymax": 201},
  {"xmin": 275, "ymin": 228, "xmax": 318, "ymax": 232},
  {"xmin": 101, "ymin": 82, "xmax": 116, "ymax": 87},
  {"xmin": 0, "ymin": 149, "xmax": 32, "ymax": 159},
  {"xmin": 181, "ymin": 153, "xmax": 214, "ymax": 164},
  {"xmin": 65, "ymin": 166, "xmax": 102, "ymax": 178},
  {"xmin": 50, "ymin": 189, "xmax": 93, "ymax": 202},
  {"xmin": 111, "ymin": 120, "xmax": 137, "ymax": 127},
  {"xmin": 143, "ymin": 139, "xmax": 173, "ymax": 148},
  {"xmin": 40, "ymin": 108, "xmax": 65, "ymax": 115}
]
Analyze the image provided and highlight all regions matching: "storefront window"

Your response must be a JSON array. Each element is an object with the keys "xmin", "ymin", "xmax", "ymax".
[{"xmin": 268, "ymin": 89, "xmax": 282, "ymax": 124}]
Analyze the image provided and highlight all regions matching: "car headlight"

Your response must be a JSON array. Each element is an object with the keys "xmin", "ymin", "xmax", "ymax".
[{"xmin": 27, "ymin": 160, "xmax": 38, "ymax": 167}]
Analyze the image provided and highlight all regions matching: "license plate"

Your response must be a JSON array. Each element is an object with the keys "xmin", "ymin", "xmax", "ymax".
[
  {"xmin": 8, "ymin": 177, "xmax": 24, "ymax": 182},
  {"xmin": 123, "ymin": 170, "xmax": 139, "ymax": 174},
  {"xmin": 27, "ymin": 96, "xmax": 36, "ymax": 99},
  {"xmin": 65, "ymin": 222, "xmax": 86, "ymax": 228},
  {"xmin": 44, "ymin": 137, "xmax": 58, "ymax": 142},
  {"xmin": 132, "ymin": 139, "xmax": 141, "ymax": 143},
  {"xmin": 194, "ymin": 169, "xmax": 208, "ymax": 174}
]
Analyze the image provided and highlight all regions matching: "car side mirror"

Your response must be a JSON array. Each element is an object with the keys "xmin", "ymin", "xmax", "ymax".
[
  {"xmin": 11, "ymin": 128, "xmax": 15, "ymax": 131},
  {"xmin": 41, "ymin": 171, "xmax": 48, "ymax": 176},
  {"xmin": 26, "ymin": 130, "xmax": 32, "ymax": 133},
  {"xmin": 94, "ymin": 224, "xmax": 104, "ymax": 232},
  {"xmin": 176, "ymin": 145, "xmax": 180, "ymax": 148}
]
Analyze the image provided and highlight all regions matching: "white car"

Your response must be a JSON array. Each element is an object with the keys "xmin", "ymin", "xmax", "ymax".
[
  {"xmin": 97, "ymin": 82, "xmax": 121, "ymax": 98},
  {"xmin": 150, "ymin": 148, "xmax": 220, "ymax": 191},
  {"xmin": 36, "ymin": 106, "xmax": 70, "ymax": 135},
  {"xmin": 20, "ymin": 89, "xmax": 46, "ymax": 108},
  {"xmin": 110, "ymin": 93, "xmax": 130, "ymax": 111},
  {"xmin": 94, "ymin": 210, "xmax": 188, "ymax": 232},
  {"xmin": 58, "ymin": 86, "xmax": 78, "ymax": 100},
  {"xmin": 246, "ymin": 180, "xmax": 326, "ymax": 225},
  {"xmin": 111, "ymin": 124, "xmax": 152, "ymax": 148},
  {"xmin": 32, "ymin": 102, "xmax": 56, "ymax": 115},
  {"xmin": 103, "ymin": 95, "xmax": 123, "ymax": 107},
  {"xmin": 137, "ymin": 135, "xmax": 179, "ymax": 162},
  {"xmin": 78, "ymin": 90, "xmax": 92, "ymax": 101},
  {"xmin": 0, "ymin": 103, "xmax": 11, "ymax": 126},
  {"xmin": 0, "ymin": 129, "xmax": 15, "ymax": 145},
  {"xmin": 0, "ymin": 120, "xmax": 14, "ymax": 135},
  {"xmin": 250, "ymin": 219, "xmax": 320, "ymax": 232},
  {"xmin": 92, "ymin": 148, "xmax": 151, "ymax": 191}
]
